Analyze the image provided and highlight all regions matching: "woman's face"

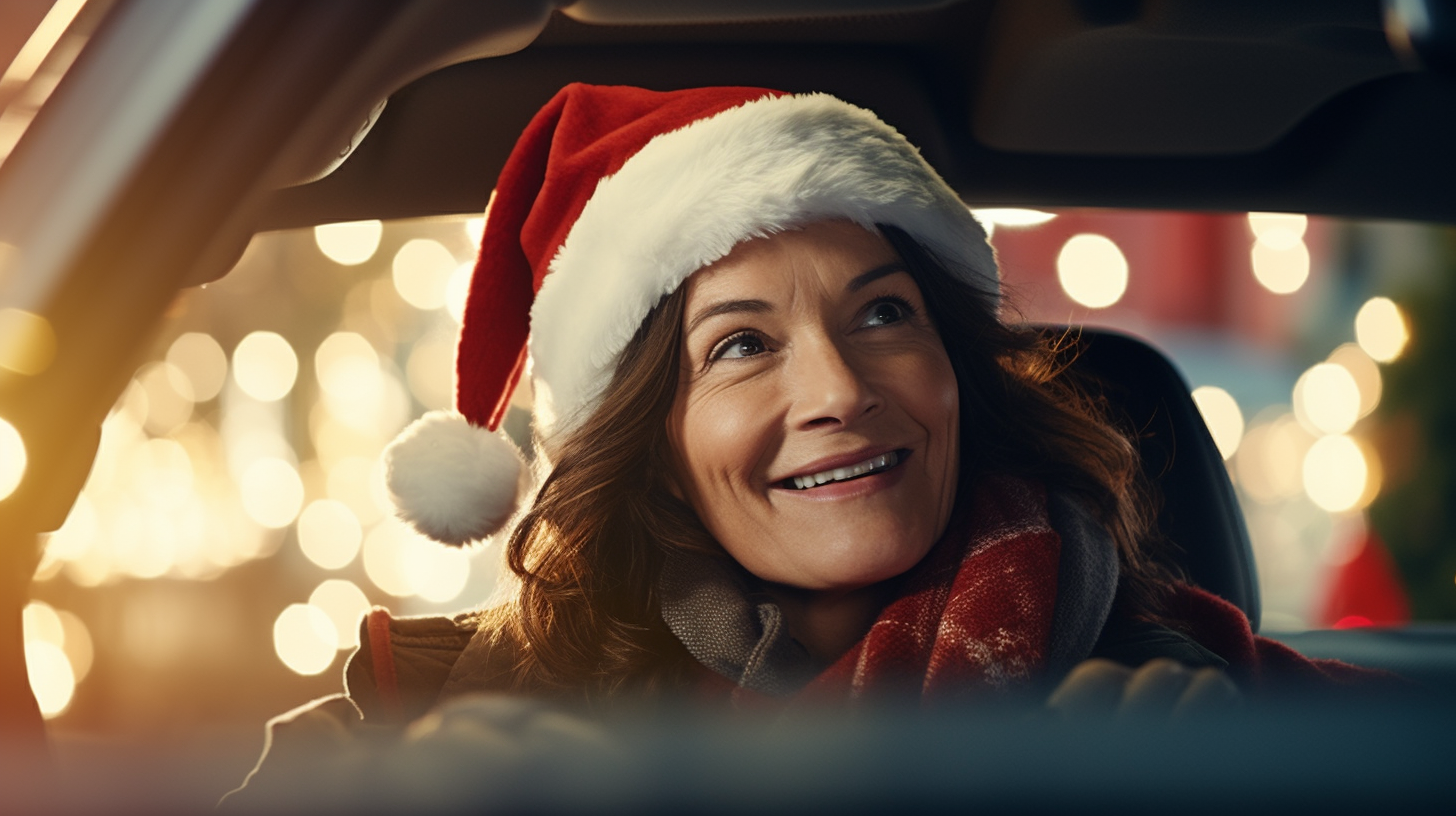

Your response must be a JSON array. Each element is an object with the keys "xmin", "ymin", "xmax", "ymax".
[{"xmin": 667, "ymin": 220, "xmax": 960, "ymax": 592}]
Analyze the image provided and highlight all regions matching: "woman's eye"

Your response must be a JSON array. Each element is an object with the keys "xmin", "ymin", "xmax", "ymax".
[
  {"xmin": 863, "ymin": 298, "xmax": 911, "ymax": 327},
  {"xmin": 712, "ymin": 332, "xmax": 767, "ymax": 361}
]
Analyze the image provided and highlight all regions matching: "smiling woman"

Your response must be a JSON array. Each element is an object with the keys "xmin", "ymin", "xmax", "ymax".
[{"xmin": 230, "ymin": 83, "xmax": 1389, "ymax": 802}]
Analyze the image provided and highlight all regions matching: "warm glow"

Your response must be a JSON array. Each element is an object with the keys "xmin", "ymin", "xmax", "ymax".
[
  {"xmin": 23, "ymin": 601, "xmax": 64, "ymax": 647},
  {"xmin": 465, "ymin": 217, "xmax": 485, "ymax": 244},
  {"xmin": 392, "ymin": 239, "xmax": 457, "ymax": 310},
  {"xmin": 309, "ymin": 579, "xmax": 371, "ymax": 650},
  {"xmin": 25, "ymin": 641, "xmax": 74, "ymax": 718},
  {"xmin": 166, "ymin": 333, "xmax": 229, "ymax": 402},
  {"xmin": 0, "ymin": 308, "xmax": 57, "ymax": 376},
  {"xmin": 1247, "ymin": 212, "xmax": 1308, "ymax": 250},
  {"xmin": 1354, "ymin": 297, "xmax": 1409, "ymax": 363},
  {"xmin": 137, "ymin": 362, "xmax": 194, "ymax": 436},
  {"xmin": 1056, "ymin": 234, "xmax": 1128, "ymax": 309},
  {"xmin": 240, "ymin": 458, "xmax": 305, "ymax": 529},
  {"xmin": 25, "ymin": 602, "xmax": 93, "ymax": 688},
  {"xmin": 296, "ymin": 499, "xmax": 363, "ymax": 570},
  {"xmin": 233, "ymin": 332, "xmax": 299, "ymax": 401},
  {"xmin": 1191, "ymin": 386, "xmax": 1244, "ymax": 460},
  {"xmin": 139, "ymin": 438, "xmax": 195, "ymax": 509},
  {"xmin": 1236, "ymin": 415, "xmax": 1313, "ymax": 504},
  {"xmin": 445, "ymin": 262, "xmax": 472, "ymax": 324},
  {"xmin": 361, "ymin": 512, "xmax": 467, "ymax": 601},
  {"xmin": 363, "ymin": 519, "xmax": 414, "ymax": 597},
  {"xmin": 1293, "ymin": 363, "xmax": 1362, "ymax": 436},
  {"xmin": 403, "ymin": 539, "xmax": 471, "ymax": 604},
  {"xmin": 405, "ymin": 337, "xmax": 455, "ymax": 411},
  {"xmin": 314, "ymin": 220, "xmax": 383, "ymax": 266},
  {"xmin": 57, "ymin": 610, "xmax": 93, "ymax": 682},
  {"xmin": 1250, "ymin": 240, "xmax": 1310, "ymax": 294},
  {"xmin": 0, "ymin": 0, "xmax": 86, "ymax": 91},
  {"xmin": 327, "ymin": 455, "xmax": 386, "ymax": 525},
  {"xmin": 273, "ymin": 604, "xmax": 338, "ymax": 676},
  {"xmin": 315, "ymin": 333, "xmax": 383, "ymax": 427},
  {"xmin": 1326, "ymin": 343, "xmax": 1382, "ymax": 418},
  {"xmin": 1303, "ymin": 434, "xmax": 1368, "ymax": 513},
  {"xmin": 0, "ymin": 415, "xmax": 25, "ymax": 501},
  {"xmin": 39, "ymin": 495, "xmax": 97, "ymax": 574},
  {"xmin": 970, "ymin": 208, "xmax": 1057, "ymax": 239}
]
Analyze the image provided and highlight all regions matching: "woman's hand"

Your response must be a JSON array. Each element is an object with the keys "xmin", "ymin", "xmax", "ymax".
[{"xmin": 1046, "ymin": 658, "xmax": 1241, "ymax": 719}]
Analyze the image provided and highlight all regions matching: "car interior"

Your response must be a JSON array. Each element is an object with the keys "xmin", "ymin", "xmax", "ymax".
[{"xmin": 2, "ymin": 0, "xmax": 1454, "ymax": 810}]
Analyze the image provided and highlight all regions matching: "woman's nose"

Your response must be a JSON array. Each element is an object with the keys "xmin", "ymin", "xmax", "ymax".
[{"xmin": 786, "ymin": 336, "xmax": 881, "ymax": 429}]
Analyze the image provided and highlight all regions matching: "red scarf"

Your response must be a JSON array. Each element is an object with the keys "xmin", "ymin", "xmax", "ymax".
[
  {"xmin": 798, "ymin": 475, "xmax": 1059, "ymax": 704},
  {"xmin": 649, "ymin": 475, "xmax": 1066, "ymax": 709},
  {"xmin": 687, "ymin": 474, "xmax": 1392, "ymax": 708}
]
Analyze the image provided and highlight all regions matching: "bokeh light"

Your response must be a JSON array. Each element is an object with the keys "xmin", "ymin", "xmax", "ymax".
[
  {"xmin": 392, "ymin": 239, "xmax": 456, "ymax": 310},
  {"xmin": 137, "ymin": 362, "xmax": 194, "ymax": 436},
  {"xmin": 464, "ymin": 217, "xmax": 485, "ymax": 244},
  {"xmin": 405, "ymin": 337, "xmax": 455, "ymax": 411},
  {"xmin": 25, "ymin": 641, "xmax": 74, "ymax": 718},
  {"xmin": 1302, "ymin": 434, "xmax": 1368, "ymax": 513},
  {"xmin": 1354, "ymin": 297, "xmax": 1409, "ymax": 362},
  {"xmin": 166, "ymin": 333, "xmax": 229, "ymax": 402},
  {"xmin": 1250, "ymin": 240, "xmax": 1310, "ymax": 294},
  {"xmin": 1325, "ymin": 343, "xmax": 1382, "ymax": 418},
  {"xmin": 233, "ymin": 331, "xmax": 299, "ymax": 402},
  {"xmin": 273, "ymin": 603, "xmax": 338, "ymax": 676},
  {"xmin": 404, "ymin": 541, "xmax": 471, "ymax": 604},
  {"xmin": 0, "ymin": 415, "xmax": 25, "ymax": 501},
  {"xmin": 1191, "ymin": 386, "xmax": 1244, "ymax": 459},
  {"xmin": 315, "ymin": 332, "xmax": 384, "ymax": 428},
  {"xmin": 314, "ymin": 220, "xmax": 383, "ymax": 266},
  {"xmin": 57, "ymin": 609, "xmax": 94, "ymax": 682},
  {"xmin": 0, "ymin": 307, "xmax": 58, "ymax": 376},
  {"xmin": 240, "ymin": 458, "xmax": 305, "ymax": 529},
  {"xmin": 1293, "ymin": 363, "xmax": 1361, "ymax": 436},
  {"xmin": 361, "ymin": 516, "xmax": 469, "ymax": 601},
  {"xmin": 326, "ymin": 455, "xmax": 388, "ymax": 525},
  {"xmin": 23, "ymin": 601, "xmax": 64, "ymax": 647},
  {"xmin": 362, "ymin": 519, "xmax": 414, "ymax": 597},
  {"xmin": 445, "ymin": 262, "xmax": 472, "ymax": 324},
  {"xmin": 24, "ymin": 602, "xmax": 93, "ymax": 687},
  {"xmin": 1236, "ymin": 414, "xmax": 1313, "ymax": 504},
  {"xmin": 1247, "ymin": 212, "xmax": 1308, "ymax": 250},
  {"xmin": 1056, "ymin": 234, "xmax": 1128, "ymax": 308},
  {"xmin": 970, "ymin": 207, "xmax": 1057, "ymax": 238},
  {"xmin": 309, "ymin": 579, "xmax": 371, "ymax": 650},
  {"xmin": 296, "ymin": 499, "xmax": 363, "ymax": 570}
]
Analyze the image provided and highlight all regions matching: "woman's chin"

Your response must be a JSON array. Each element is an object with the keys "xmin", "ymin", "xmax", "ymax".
[{"xmin": 759, "ymin": 535, "xmax": 937, "ymax": 593}]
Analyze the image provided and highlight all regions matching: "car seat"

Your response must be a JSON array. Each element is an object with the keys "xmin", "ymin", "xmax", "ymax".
[{"xmin": 1061, "ymin": 327, "xmax": 1261, "ymax": 631}]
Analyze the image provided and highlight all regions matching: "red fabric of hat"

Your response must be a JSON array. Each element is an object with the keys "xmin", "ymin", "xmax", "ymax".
[{"xmin": 460, "ymin": 85, "xmax": 785, "ymax": 432}]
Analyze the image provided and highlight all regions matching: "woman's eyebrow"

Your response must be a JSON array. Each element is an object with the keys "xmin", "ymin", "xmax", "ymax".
[
  {"xmin": 685, "ymin": 299, "xmax": 771, "ymax": 337},
  {"xmin": 847, "ymin": 261, "xmax": 908, "ymax": 292}
]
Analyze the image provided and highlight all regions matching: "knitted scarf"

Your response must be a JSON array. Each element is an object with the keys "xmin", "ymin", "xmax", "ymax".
[{"xmin": 661, "ymin": 475, "xmax": 1117, "ymax": 707}]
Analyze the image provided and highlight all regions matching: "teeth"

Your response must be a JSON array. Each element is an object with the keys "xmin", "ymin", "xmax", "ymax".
[{"xmin": 787, "ymin": 451, "xmax": 900, "ymax": 490}]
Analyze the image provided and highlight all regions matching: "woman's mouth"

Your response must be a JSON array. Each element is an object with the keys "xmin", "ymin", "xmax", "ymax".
[{"xmin": 779, "ymin": 449, "xmax": 908, "ymax": 490}]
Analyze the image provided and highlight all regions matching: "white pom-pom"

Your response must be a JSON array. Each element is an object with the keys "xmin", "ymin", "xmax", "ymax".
[{"xmin": 383, "ymin": 411, "xmax": 527, "ymax": 546}]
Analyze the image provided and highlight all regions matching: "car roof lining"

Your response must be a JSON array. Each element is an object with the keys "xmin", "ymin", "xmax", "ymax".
[{"xmin": 257, "ymin": 2, "xmax": 1456, "ymax": 230}]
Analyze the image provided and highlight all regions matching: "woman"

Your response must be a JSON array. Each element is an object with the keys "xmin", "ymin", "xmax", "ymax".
[{"xmin": 232, "ymin": 85, "xmax": 1371, "ymax": 801}]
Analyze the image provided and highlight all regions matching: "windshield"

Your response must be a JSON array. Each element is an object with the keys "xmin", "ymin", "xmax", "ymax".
[{"xmin": 20, "ymin": 210, "xmax": 1451, "ymax": 759}]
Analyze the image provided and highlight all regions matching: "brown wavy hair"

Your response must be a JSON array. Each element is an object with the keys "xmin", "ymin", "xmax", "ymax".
[{"xmin": 474, "ymin": 223, "xmax": 1175, "ymax": 701}]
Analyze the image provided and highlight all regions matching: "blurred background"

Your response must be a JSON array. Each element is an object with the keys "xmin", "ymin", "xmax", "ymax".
[
  {"xmin": 3, "ymin": 0, "xmax": 1453, "ymax": 793},
  {"xmin": 19, "ymin": 208, "xmax": 1448, "ymax": 754}
]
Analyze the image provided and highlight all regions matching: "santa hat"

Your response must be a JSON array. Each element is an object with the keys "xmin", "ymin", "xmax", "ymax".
[{"xmin": 384, "ymin": 83, "xmax": 997, "ymax": 546}]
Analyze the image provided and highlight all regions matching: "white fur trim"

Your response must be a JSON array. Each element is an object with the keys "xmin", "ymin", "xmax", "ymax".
[
  {"xmin": 528, "ymin": 92, "xmax": 995, "ymax": 441},
  {"xmin": 383, "ymin": 410, "xmax": 527, "ymax": 545}
]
